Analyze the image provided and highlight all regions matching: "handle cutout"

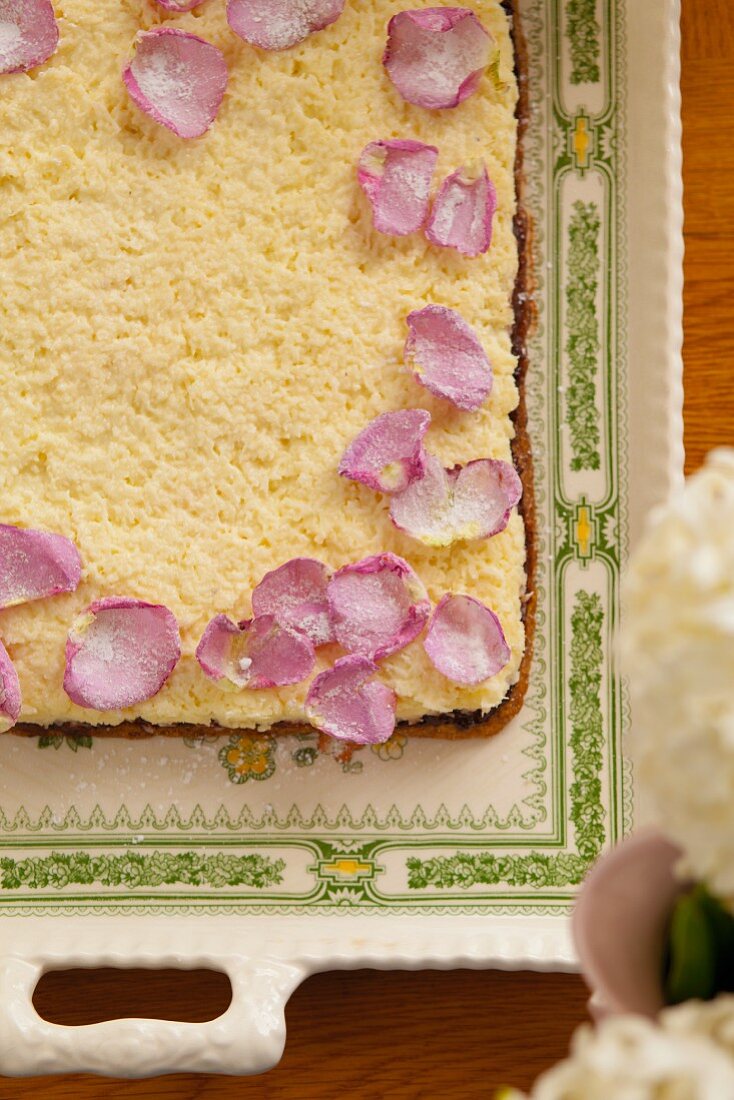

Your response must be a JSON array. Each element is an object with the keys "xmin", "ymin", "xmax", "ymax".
[{"xmin": 33, "ymin": 967, "xmax": 232, "ymax": 1026}]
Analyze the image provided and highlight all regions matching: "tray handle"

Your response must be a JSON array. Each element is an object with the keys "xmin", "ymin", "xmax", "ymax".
[{"xmin": 0, "ymin": 954, "xmax": 305, "ymax": 1078}]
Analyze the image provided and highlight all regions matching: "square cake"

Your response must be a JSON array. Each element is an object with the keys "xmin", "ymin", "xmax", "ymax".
[{"xmin": 0, "ymin": 0, "xmax": 532, "ymax": 741}]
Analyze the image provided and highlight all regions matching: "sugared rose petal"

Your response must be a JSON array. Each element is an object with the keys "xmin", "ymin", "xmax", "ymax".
[
  {"xmin": 154, "ymin": 0, "xmax": 202, "ymax": 10},
  {"xmin": 0, "ymin": 640, "xmax": 21, "ymax": 733},
  {"xmin": 252, "ymin": 558, "xmax": 333, "ymax": 647},
  {"xmin": 424, "ymin": 594, "xmax": 510, "ymax": 685},
  {"xmin": 327, "ymin": 553, "xmax": 430, "ymax": 661},
  {"xmin": 0, "ymin": 0, "xmax": 58, "ymax": 75},
  {"xmin": 358, "ymin": 140, "xmax": 438, "ymax": 236},
  {"xmin": 0, "ymin": 524, "xmax": 82, "ymax": 610},
  {"xmin": 227, "ymin": 0, "xmax": 344, "ymax": 51},
  {"xmin": 64, "ymin": 598, "xmax": 181, "ymax": 711},
  {"xmin": 390, "ymin": 454, "xmax": 521, "ymax": 546},
  {"xmin": 425, "ymin": 164, "xmax": 496, "ymax": 256},
  {"xmin": 196, "ymin": 613, "xmax": 315, "ymax": 689},
  {"xmin": 339, "ymin": 409, "xmax": 431, "ymax": 494},
  {"xmin": 383, "ymin": 8, "xmax": 492, "ymax": 111},
  {"xmin": 305, "ymin": 655, "xmax": 396, "ymax": 744},
  {"xmin": 123, "ymin": 28, "xmax": 228, "ymax": 140},
  {"xmin": 405, "ymin": 305, "xmax": 492, "ymax": 410}
]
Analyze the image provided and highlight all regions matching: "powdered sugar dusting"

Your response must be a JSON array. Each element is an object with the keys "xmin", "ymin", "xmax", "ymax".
[
  {"xmin": 124, "ymin": 29, "xmax": 228, "ymax": 140},
  {"xmin": 0, "ymin": 0, "xmax": 58, "ymax": 74},
  {"xmin": 252, "ymin": 558, "xmax": 333, "ymax": 646},
  {"xmin": 0, "ymin": 524, "xmax": 82, "ymax": 609},
  {"xmin": 227, "ymin": 0, "xmax": 345, "ymax": 51},
  {"xmin": 64, "ymin": 598, "xmax": 181, "ymax": 711},
  {"xmin": 405, "ymin": 305, "xmax": 492, "ymax": 410},
  {"xmin": 327, "ymin": 553, "xmax": 430, "ymax": 661},
  {"xmin": 0, "ymin": 20, "xmax": 22, "ymax": 64},
  {"xmin": 305, "ymin": 655, "xmax": 396, "ymax": 744},
  {"xmin": 339, "ymin": 409, "xmax": 430, "ymax": 493},
  {"xmin": 0, "ymin": 639, "xmax": 21, "ymax": 732},
  {"xmin": 424, "ymin": 594, "xmax": 510, "ymax": 685},
  {"xmin": 196, "ymin": 613, "xmax": 315, "ymax": 689},
  {"xmin": 384, "ymin": 8, "xmax": 492, "ymax": 110},
  {"xmin": 357, "ymin": 140, "xmax": 438, "ymax": 237},
  {"xmin": 426, "ymin": 164, "xmax": 496, "ymax": 256},
  {"xmin": 390, "ymin": 455, "xmax": 521, "ymax": 546}
]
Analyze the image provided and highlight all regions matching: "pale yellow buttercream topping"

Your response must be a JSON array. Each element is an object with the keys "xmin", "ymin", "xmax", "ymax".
[{"xmin": 0, "ymin": 0, "xmax": 524, "ymax": 729}]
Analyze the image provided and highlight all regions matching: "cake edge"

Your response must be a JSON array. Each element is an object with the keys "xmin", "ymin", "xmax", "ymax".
[{"xmin": 12, "ymin": 0, "xmax": 536, "ymax": 744}]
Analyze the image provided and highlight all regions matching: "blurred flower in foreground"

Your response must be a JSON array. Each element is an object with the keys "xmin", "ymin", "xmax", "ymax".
[
  {"xmin": 501, "ymin": 996, "xmax": 734, "ymax": 1099},
  {"xmin": 622, "ymin": 448, "xmax": 734, "ymax": 913}
]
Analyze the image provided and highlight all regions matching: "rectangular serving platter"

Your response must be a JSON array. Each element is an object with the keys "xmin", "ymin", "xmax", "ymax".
[{"xmin": 0, "ymin": 0, "xmax": 682, "ymax": 1077}]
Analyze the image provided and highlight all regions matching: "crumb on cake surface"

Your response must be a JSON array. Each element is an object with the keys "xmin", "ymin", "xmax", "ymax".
[{"xmin": 0, "ymin": 0, "xmax": 524, "ymax": 730}]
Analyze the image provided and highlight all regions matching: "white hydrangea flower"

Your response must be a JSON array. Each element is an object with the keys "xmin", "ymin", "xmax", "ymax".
[
  {"xmin": 664, "ymin": 995, "xmax": 734, "ymax": 1056},
  {"xmin": 621, "ymin": 448, "xmax": 734, "ymax": 911},
  {"xmin": 505, "ymin": 997, "xmax": 734, "ymax": 1099}
]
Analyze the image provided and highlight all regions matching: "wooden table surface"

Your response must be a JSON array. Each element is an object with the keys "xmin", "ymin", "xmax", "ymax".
[{"xmin": 7, "ymin": 3, "xmax": 734, "ymax": 1097}]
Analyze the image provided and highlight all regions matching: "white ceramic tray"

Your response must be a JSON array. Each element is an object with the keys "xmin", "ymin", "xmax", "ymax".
[{"xmin": 0, "ymin": 0, "xmax": 682, "ymax": 1078}]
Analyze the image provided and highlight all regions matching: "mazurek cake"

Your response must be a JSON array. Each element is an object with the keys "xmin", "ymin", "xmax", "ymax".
[{"xmin": 0, "ymin": 0, "xmax": 532, "ymax": 744}]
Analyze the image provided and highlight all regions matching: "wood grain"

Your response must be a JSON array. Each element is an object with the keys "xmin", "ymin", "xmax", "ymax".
[
  {"xmin": 682, "ymin": 1, "xmax": 734, "ymax": 473},
  {"xmin": 4, "ymin": 3, "xmax": 733, "ymax": 1096}
]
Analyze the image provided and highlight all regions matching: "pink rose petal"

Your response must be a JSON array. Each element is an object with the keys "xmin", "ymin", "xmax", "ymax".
[
  {"xmin": 424, "ymin": 593, "xmax": 510, "ymax": 685},
  {"xmin": 196, "ymin": 613, "xmax": 315, "ymax": 689},
  {"xmin": 383, "ymin": 8, "xmax": 492, "ymax": 111},
  {"xmin": 252, "ymin": 558, "xmax": 333, "ymax": 646},
  {"xmin": 0, "ymin": 640, "xmax": 21, "ymax": 733},
  {"xmin": 305, "ymin": 655, "xmax": 397, "ymax": 745},
  {"xmin": 327, "ymin": 552, "xmax": 430, "ymax": 661},
  {"xmin": 358, "ymin": 140, "xmax": 438, "ymax": 236},
  {"xmin": 123, "ymin": 28, "xmax": 228, "ymax": 140},
  {"xmin": 0, "ymin": 524, "xmax": 82, "ymax": 610},
  {"xmin": 339, "ymin": 409, "xmax": 431, "ymax": 494},
  {"xmin": 405, "ymin": 305, "xmax": 492, "ymax": 411},
  {"xmin": 0, "ymin": 0, "xmax": 58, "ymax": 75},
  {"xmin": 390, "ymin": 454, "xmax": 521, "ymax": 547},
  {"xmin": 154, "ymin": 0, "xmax": 202, "ymax": 10},
  {"xmin": 226, "ymin": 0, "xmax": 345, "ymax": 50},
  {"xmin": 425, "ymin": 164, "xmax": 497, "ymax": 256},
  {"xmin": 64, "ymin": 598, "xmax": 181, "ymax": 711}
]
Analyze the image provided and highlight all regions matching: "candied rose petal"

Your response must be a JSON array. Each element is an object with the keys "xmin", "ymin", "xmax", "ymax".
[
  {"xmin": 0, "ymin": 0, "xmax": 58, "ymax": 75},
  {"xmin": 339, "ymin": 409, "xmax": 431, "ymax": 494},
  {"xmin": 63, "ymin": 598, "xmax": 181, "ymax": 711},
  {"xmin": 424, "ymin": 594, "xmax": 510, "ymax": 685},
  {"xmin": 405, "ymin": 305, "xmax": 492, "ymax": 411},
  {"xmin": 154, "ymin": 0, "xmax": 202, "ymax": 10},
  {"xmin": 389, "ymin": 454, "xmax": 521, "ymax": 546},
  {"xmin": 227, "ymin": 0, "xmax": 344, "ymax": 50},
  {"xmin": 425, "ymin": 164, "xmax": 497, "ymax": 256},
  {"xmin": 196, "ymin": 613, "xmax": 315, "ymax": 689},
  {"xmin": 383, "ymin": 8, "xmax": 492, "ymax": 111},
  {"xmin": 305, "ymin": 655, "xmax": 396, "ymax": 744},
  {"xmin": 196, "ymin": 614, "xmax": 244, "ymax": 684},
  {"xmin": 123, "ymin": 28, "xmax": 228, "ymax": 140},
  {"xmin": 0, "ymin": 524, "xmax": 82, "ymax": 610},
  {"xmin": 0, "ymin": 640, "xmax": 21, "ymax": 733},
  {"xmin": 358, "ymin": 140, "xmax": 438, "ymax": 236},
  {"xmin": 327, "ymin": 552, "xmax": 430, "ymax": 661},
  {"xmin": 252, "ymin": 558, "xmax": 333, "ymax": 646}
]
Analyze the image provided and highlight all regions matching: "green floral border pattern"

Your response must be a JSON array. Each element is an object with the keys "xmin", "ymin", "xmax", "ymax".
[
  {"xmin": 565, "ymin": 202, "xmax": 602, "ymax": 471},
  {"xmin": 565, "ymin": 0, "xmax": 601, "ymax": 84},
  {"xmin": 405, "ymin": 590, "xmax": 604, "ymax": 891},
  {"xmin": 0, "ymin": 852, "xmax": 285, "ymax": 891},
  {"xmin": 568, "ymin": 592, "xmax": 605, "ymax": 861}
]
